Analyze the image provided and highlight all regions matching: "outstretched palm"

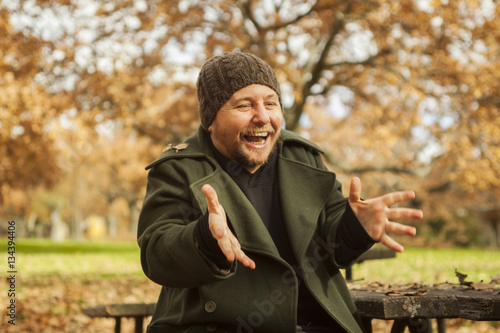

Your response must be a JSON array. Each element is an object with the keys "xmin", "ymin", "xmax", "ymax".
[
  {"xmin": 348, "ymin": 177, "xmax": 423, "ymax": 252},
  {"xmin": 202, "ymin": 184, "xmax": 256, "ymax": 269}
]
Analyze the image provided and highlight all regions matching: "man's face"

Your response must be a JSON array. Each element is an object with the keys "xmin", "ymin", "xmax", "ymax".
[{"xmin": 208, "ymin": 84, "xmax": 283, "ymax": 173}]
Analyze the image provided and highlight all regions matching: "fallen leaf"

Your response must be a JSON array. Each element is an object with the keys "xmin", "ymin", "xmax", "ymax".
[
  {"xmin": 174, "ymin": 143, "xmax": 189, "ymax": 152},
  {"xmin": 490, "ymin": 273, "xmax": 500, "ymax": 284},
  {"xmin": 162, "ymin": 144, "xmax": 173, "ymax": 153},
  {"xmin": 455, "ymin": 268, "xmax": 472, "ymax": 286},
  {"xmin": 471, "ymin": 282, "xmax": 497, "ymax": 290},
  {"xmin": 163, "ymin": 143, "xmax": 189, "ymax": 153}
]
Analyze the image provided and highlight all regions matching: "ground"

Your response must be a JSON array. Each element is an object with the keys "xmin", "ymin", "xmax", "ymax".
[{"xmin": 1, "ymin": 274, "xmax": 498, "ymax": 332}]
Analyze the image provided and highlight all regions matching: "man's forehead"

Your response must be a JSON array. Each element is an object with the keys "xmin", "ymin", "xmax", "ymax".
[{"xmin": 229, "ymin": 84, "xmax": 279, "ymax": 101}]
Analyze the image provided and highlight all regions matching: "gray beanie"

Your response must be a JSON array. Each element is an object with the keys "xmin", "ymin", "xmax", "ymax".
[{"xmin": 196, "ymin": 52, "xmax": 282, "ymax": 130}]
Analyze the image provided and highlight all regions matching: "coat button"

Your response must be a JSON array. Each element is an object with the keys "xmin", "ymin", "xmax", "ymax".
[
  {"xmin": 204, "ymin": 301, "xmax": 216, "ymax": 313},
  {"xmin": 206, "ymin": 323, "xmax": 217, "ymax": 331}
]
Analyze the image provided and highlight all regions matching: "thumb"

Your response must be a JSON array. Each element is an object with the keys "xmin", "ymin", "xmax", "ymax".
[
  {"xmin": 349, "ymin": 177, "xmax": 362, "ymax": 203},
  {"xmin": 202, "ymin": 184, "xmax": 220, "ymax": 214}
]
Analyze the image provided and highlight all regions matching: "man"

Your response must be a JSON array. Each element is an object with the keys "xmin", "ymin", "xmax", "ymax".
[{"xmin": 138, "ymin": 52, "xmax": 423, "ymax": 333}]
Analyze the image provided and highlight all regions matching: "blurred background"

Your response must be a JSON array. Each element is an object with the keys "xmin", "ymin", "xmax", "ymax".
[
  {"xmin": 1, "ymin": 0, "xmax": 498, "ymax": 247},
  {"xmin": 1, "ymin": 1, "xmax": 499, "ymax": 332}
]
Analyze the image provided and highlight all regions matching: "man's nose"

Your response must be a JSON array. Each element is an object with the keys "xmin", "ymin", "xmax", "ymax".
[{"xmin": 252, "ymin": 103, "xmax": 270, "ymax": 125}]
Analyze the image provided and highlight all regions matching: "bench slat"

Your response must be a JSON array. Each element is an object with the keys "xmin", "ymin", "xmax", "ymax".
[{"xmin": 83, "ymin": 303, "xmax": 156, "ymax": 318}]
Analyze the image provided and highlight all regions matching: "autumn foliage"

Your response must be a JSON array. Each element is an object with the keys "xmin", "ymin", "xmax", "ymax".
[{"xmin": 1, "ymin": 0, "xmax": 499, "ymax": 246}]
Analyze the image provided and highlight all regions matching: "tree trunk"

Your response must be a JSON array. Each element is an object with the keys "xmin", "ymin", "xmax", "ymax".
[
  {"xmin": 128, "ymin": 200, "xmax": 140, "ymax": 234},
  {"xmin": 70, "ymin": 208, "xmax": 84, "ymax": 240},
  {"xmin": 107, "ymin": 214, "xmax": 118, "ymax": 237},
  {"xmin": 27, "ymin": 212, "xmax": 38, "ymax": 238},
  {"xmin": 493, "ymin": 220, "xmax": 500, "ymax": 248},
  {"xmin": 50, "ymin": 208, "xmax": 68, "ymax": 242}
]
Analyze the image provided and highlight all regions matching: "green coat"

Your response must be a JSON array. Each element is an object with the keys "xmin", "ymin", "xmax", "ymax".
[{"xmin": 138, "ymin": 127, "xmax": 366, "ymax": 333}]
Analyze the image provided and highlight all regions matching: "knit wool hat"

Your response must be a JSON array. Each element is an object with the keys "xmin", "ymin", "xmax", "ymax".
[{"xmin": 196, "ymin": 52, "xmax": 282, "ymax": 130}]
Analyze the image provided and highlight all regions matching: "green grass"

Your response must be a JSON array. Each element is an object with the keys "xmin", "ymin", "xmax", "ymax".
[
  {"xmin": 17, "ymin": 239, "xmax": 500, "ymax": 284},
  {"xmin": 350, "ymin": 246, "xmax": 500, "ymax": 285},
  {"xmin": 18, "ymin": 238, "xmax": 138, "ymax": 253},
  {"xmin": 18, "ymin": 238, "xmax": 145, "ymax": 278}
]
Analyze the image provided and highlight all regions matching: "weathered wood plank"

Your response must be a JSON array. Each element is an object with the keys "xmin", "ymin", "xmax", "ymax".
[
  {"xmin": 83, "ymin": 303, "xmax": 156, "ymax": 318},
  {"xmin": 355, "ymin": 247, "xmax": 396, "ymax": 263},
  {"xmin": 82, "ymin": 288, "xmax": 500, "ymax": 333},
  {"xmin": 351, "ymin": 289, "xmax": 500, "ymax": 321}
]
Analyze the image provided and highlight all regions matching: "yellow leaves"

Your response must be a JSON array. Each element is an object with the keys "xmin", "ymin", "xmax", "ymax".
[
  {"xmin": 371, "ymin": 105, "xmax": 384, "ymax": 120},
  {"xmin": 447, "ymin": 128, "xmax": 500, "ymax": 190},
  {"xmin": 473, "ymin": 88, "xmax": 483, "ymax": 98},
  {"xmin": 464, "ymin": 173, "xmax": 478, "ymax": 186},
  {"xmin": 384, "ymin": 71, "xmax": 403, "ymax": 85},
  {"xmin": 3, "ymin": 71, "xmax": 15, "ymax": 82},
  {"xmin": 460, "ymin": 159, "xmax": 500, "ymax": 190},
  {"xmin": 373, "ymin": 125, "xmax": 394, "ymax": 143}
]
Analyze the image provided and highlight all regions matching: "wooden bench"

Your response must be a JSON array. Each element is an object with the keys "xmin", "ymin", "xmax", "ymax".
[
  {"xmin": 82, "ymin": 303, "xmax": 156, "ymax": 333},
  {"xmin": 352, "ymin": 287, "xmax": 500, "ymax": 333},
  {"xmin": 83, "ymin": 287, "xmax": 500, "ymax": 333}
]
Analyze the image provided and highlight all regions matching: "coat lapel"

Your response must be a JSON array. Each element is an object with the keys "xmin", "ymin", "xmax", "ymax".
[
  {"xmin": 278, "ymin": 156, "xmax": 337, "ymax": 261},
  {"xmin": 190, "ymin": 152, "xmax": 338, "ymax": 263},
  {"xmin": 190, "ymin": 169, "xmax": 281, "ymax": 258}
]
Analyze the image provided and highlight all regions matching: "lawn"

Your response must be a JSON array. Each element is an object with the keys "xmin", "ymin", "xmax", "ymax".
[
  {"xmin": 17, "ymin": 238, "xmax": 145, "ymax": 278},
  {"xmin": 17, "ymin": 239, "xmax": 500, "ymax": 282},
  {"xmin": 349, "ymin": 246, "xmax": 500, "ymax": 285},
  {"xmin": 3, "ymin": 239, "xmax": 499, "ymax": 332}
]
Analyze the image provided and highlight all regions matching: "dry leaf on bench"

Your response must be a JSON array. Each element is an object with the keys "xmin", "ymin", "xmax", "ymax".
[{"xmin": 455, "ymin": 268, "xmax": 472, "ymax": 286}]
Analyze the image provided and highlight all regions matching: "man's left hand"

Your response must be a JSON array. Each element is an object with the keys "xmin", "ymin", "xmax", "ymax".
[{"xmin": 348, "ymin": 177, "xmax": 423, "ymax": 252}]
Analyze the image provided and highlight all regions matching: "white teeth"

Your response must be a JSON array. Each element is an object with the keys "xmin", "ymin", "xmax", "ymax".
[
  {"xmin": 243, "ymin": 131, "xmax": 268, "ymax": 146},
  {"xmin": 247, "ymin": 132, "xmax": 268, "ymax": 137}
]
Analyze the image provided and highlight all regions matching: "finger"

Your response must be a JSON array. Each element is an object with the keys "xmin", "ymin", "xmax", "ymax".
[
  {"xmin": 220, "ymin": 236, "xmax": 256, "ymax": 269},
  {"xmin": 349, "ymin": 177, "xmax": 362, "ymax": 203},
  {"xmin": 233, "ymin": 247, "xmax": 256, "ymax": 269},
  {"xmin": 381, "ymin": 190, "xmax": 416, "ymax": 207},
  {"xmin": 380, "ymin": 233, "xmax": 405, "ymax": 253},
  {"xmin": 385, "ymin": 221, "xmax": 417, "ymax": 236},
  {"xmin": 202, "ymin": 184, "xmax": 221, "ymax": 214},
  {"xmin": 387, "ymin": 208, "xmax": 424, "ymax": 220}
]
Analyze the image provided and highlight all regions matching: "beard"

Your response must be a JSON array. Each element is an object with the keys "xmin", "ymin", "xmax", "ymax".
[{"xmin": 232, "ymin": 140, "xmax": 278, "ymax": 171}]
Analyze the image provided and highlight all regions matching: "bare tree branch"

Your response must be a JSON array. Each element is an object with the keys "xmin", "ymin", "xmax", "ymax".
[
  {"xmin": 322, "ymin": 149, "xmax": 446, "ymax": 177},
  {"xmin": 238, "ymin": 0, "xmax": 262, "ymax": 34},
  {"xmin": 286, "ymin": 6, "xmax": 352, "ymax": 131},
  {"xmin": 325, "ymin": 47, "xmax": 398, "ymax": 68}
]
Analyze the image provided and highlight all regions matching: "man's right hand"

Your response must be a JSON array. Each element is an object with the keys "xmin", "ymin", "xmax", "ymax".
[{"xmin": 202, "ymin": 184, "xmax": 256, "ymax": 269}]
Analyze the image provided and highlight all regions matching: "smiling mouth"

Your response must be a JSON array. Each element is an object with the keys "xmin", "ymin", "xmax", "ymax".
[{"xmin": 243, "ymin": 131, "xmax": 271, "ymax": 146}]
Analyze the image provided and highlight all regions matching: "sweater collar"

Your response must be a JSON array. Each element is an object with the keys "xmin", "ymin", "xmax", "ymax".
[{"xmin": 208, "ymin": 133, "xmax": 279, "ymax": 183}]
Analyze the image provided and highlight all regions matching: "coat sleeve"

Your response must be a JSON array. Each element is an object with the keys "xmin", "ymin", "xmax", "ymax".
[{"xmin": 137, "ymin": 158, "xmax": 235, "ymax": 288}]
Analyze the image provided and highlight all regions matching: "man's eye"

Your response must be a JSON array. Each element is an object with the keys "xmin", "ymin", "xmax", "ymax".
[
  {"xmin": 236, "ymin": 104, "xmax": 251, "ymax": 109},
  {"xmin": 266, "ymin": 102, "xmax": 279, "ymax": 109}
]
